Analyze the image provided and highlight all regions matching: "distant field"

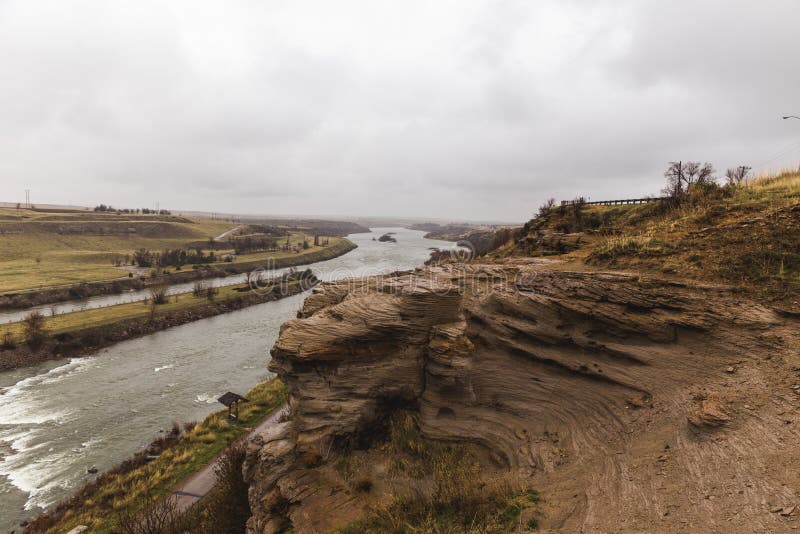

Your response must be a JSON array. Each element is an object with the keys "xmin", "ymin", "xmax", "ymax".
[{"xmin": 0, "ymin": 207, "xmax": 343, "ymax": 293}]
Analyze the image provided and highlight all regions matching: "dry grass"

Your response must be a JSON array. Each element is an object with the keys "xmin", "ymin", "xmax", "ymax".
[
  {"xmin": 523, "ymin": 168, "xmax": 800, "ymax": 304},
  {"xmin": 0, "ymin": 206, "xmax": 334, "ymax": 293},
  {"xmin": 117, "ymin": 442, "xmax": 252, "ymax": 534},
  {"xmin": 0, "ymin": 210, "xmax": 232, "ymax": 292},
  {"xmin": 590, "ymin": 236, "xmax": 669, "ymax": 261},
  {"xmin": 338, "ymin": 411, "xmax": 541, "ymax": 533}
]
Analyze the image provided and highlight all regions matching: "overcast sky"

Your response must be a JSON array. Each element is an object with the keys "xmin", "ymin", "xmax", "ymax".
[{"xmin": 1, "ymin": 1, "xmax": 799, "ymax": 222}]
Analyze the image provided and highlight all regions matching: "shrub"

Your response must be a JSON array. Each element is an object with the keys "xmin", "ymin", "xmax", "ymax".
[
  {"xmin": 537, "ymin": 198, "xmax": 556, "ymax": 218},
  {"xmin": 353, "ymin": 478, "xmax": 373, "ymax": 493},
  {"xmin": 192, "ymin": 280, "xmax": 208, "ymax": 298},
  {"xmin": 1, "ymin": 332, "xmax": 15, "ymax": 350},
  {"xmin": 149, "ymin": 284, "xmax": 168, "ymax": 305},
  {"xmin": 205, "ymin": 286, "xmax": 219, "ymax": 301},
  {"xmin": 198, "ymin": 441, "xmax": 252, "ymax": 532},
  {"xmin": 23, "ymin": 311, "xmax": 47, "ymax": 348},
  {"xmin": 133, "ymin": 248, "xmax": 153, "ymax": 268},
  {"xmin": 339, "ymin": 411, "xmax": 542, "ymax": 533},
  {"xmin": 117, "ymin": 494, "xmax": 192, "ymax": 534}
]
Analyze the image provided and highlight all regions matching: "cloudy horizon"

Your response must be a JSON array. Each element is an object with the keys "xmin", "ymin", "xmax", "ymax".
[{"xmin": 1, "ymin": 0, "xmax": 799, "ymax": 222}]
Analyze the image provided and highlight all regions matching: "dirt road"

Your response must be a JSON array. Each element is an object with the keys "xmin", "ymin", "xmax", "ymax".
[{"xmin": 214, "ymin": 224, "xmax": 243, "ymax": 242}]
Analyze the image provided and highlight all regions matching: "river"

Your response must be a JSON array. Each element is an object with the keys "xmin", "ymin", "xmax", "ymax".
[
  {"xmin": 0, "ymin": 228, "xmax": 457, "ymax": 530},
  {"xmin": 0, "ymin": 243, "xmax": 343, "ymax": 326}
]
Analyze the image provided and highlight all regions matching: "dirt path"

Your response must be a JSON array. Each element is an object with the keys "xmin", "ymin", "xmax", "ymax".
[
  {"xmin": 214, "ymin": 224, "xmax": 243, "ymax": 242},
  {"xmin": 171, "ymin": 403, "xmax": 289, "ymax": 512}
]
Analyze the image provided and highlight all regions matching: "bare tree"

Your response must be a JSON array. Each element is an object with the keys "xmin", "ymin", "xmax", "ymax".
[
  {"xmin": 23, "ymin": 311, "xmax": 47, "ymax": 349},
  {"xmin": 725, "ymin": 166, "xmax": 751, "ymax": 186},
  {"xmin": 694, "ymin": 162, "xmax": 716, "ymax": 185},
  {"xmin": 202, "ymin": 442, "xmax": 252, "ymax": 531},
  {"xmin": 663, "ymin": 161, "xmax": 716, "ymax": 197},
  {"xmin": 663, "ymin": 161, "xmax": 685, "ymax": 197},
  {"xmin": 205, "ymin": 285, "xmax": 218, "ymax": 301},
  {"xmin": 117, "ymin": 494, "xmax": 192, "ymax": 534},
  {"xmin": 192, "ymin": 280, "xmax": 208, "ymax": 298},
  {"xmin": 682, "ymin": 161, "xmax": 701, "ymax": 185},
  {"xmin": 148, "ymin": 284, "xmax": 168, "ymax": 305},
  {"xmin": 537, "ymin": 198, "xmax": 556, "ymax": 217}
]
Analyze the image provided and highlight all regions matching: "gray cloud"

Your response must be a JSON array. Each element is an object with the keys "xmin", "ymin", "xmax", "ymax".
[{"xmin": 0, "ymin": 0, "xmax": 798, "ymax": 221}]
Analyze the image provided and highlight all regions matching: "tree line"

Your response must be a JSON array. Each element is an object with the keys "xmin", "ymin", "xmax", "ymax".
[
  {"xmin": 662, "ymin": 161, "xmax": 751, "ymax": 198},
  {"xmin": 133, "ymin": 248, "xmax": 225, "ymax": 268},
  {"xmin": 94, "ymin": 205, "xmax": 172, "ymax": 215}
]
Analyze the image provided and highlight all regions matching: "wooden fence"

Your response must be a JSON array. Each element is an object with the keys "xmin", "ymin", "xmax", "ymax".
[{"xmin": 560, "ymin": 197, "xmax": 668, "ymax": 207}]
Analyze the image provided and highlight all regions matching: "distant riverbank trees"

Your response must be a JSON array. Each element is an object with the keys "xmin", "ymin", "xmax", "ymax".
[
  {"xmin": 231, "ymin": 234, "xmax": 327, "ymax": 255},
  {"xmin": 133, "ymin": 248, "xmax": 218, "ymax": 269},
  {"xmin": 231, "ymin": 235, "xmax": 280, "ymax": 255},
  {"xmin": 93, "ymin": 205, "xmax": 171, "ymax": 215}
]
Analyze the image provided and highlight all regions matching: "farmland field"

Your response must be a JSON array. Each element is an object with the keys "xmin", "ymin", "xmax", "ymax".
[{"xmin": 0, "ymin": 207, "xmax": 339, "ymax": 293}]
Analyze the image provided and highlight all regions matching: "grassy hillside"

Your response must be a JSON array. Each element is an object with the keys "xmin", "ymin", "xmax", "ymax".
[
  {"xmin": 0, "ymin": 207, "xmax": 348, "ymax": 294},
  {"xmin": 503, "ymin": 168, "xmax": 800, "ymax": 306},
  {"xmin": 0, "ymin": 208, "xmax": 234, "ymax": 292}
]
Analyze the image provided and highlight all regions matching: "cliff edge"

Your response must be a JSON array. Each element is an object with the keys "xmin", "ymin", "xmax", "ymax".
[{"xmin": 244, "ymin": 261, "xmax": 800, "ymax": 533}]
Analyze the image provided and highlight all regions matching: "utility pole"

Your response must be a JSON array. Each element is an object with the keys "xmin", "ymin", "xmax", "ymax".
[
  {"xmin": 675, "ymin": 161, "xmax": 684, "ymax": 194},
  {"xmin": 25, "ymin": 189, "xmax": 30, "ymax": 208}
]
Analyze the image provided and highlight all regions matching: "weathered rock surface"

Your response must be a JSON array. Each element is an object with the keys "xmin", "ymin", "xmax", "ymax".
[{"xmin": 245, "ymin": 264, "xmax": 800, "ymax": 533}]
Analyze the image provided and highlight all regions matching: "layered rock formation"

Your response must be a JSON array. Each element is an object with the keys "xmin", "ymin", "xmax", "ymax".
[{"xmin": 245, "ymin": 262, "xmax": 800, "ymax": 533}]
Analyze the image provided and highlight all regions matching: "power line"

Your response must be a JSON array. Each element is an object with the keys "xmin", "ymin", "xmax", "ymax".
[{"xmin": 752, "ymin": 139, "xmax": 800, "ymax": 172}]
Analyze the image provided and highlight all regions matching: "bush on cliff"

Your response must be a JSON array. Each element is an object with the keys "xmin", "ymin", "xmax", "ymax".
[{"xmin": 338, "ymin": 411, "xmax": 541, "ymax": 533}]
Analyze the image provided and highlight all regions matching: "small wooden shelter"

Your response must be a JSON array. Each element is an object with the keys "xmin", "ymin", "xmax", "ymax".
[{"xmin": 217, "ymin": 392, "xmax": 248, "ymax": 420}]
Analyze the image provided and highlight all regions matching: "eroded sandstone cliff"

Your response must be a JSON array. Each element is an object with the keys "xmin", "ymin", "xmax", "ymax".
[{"xmin": 245, "ymin": 261, "xmax": 800, "ymax": 533}]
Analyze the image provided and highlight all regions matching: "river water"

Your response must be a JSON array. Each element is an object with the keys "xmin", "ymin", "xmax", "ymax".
[
  {"xmin": 0, "ymin": 228, "xmax": 456, "ymax": 530},
  {"xmin": 0, "ymin": 273, "xmax": 252, "ymax": 325}
]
